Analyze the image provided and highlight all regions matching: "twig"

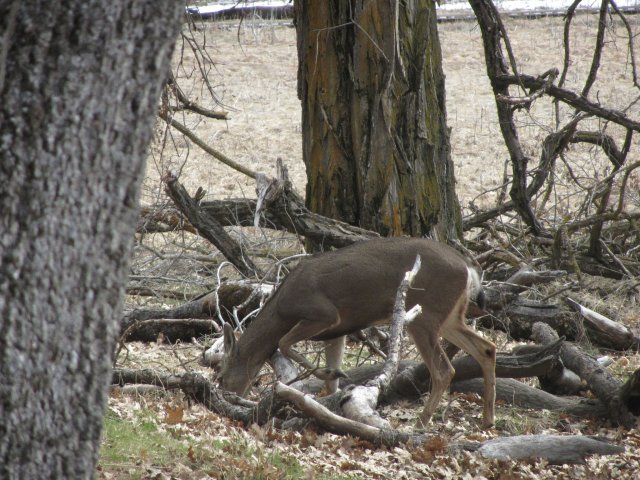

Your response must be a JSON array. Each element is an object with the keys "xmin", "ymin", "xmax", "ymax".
[
  {"xmin": 497, "ymin": 68, "xmax": 558, "ymax": 106},
  {"xmin": 166, "ymin": 72, "xmax": 229, "ymax": 120},
  {"xmin": 159, "ymin": 111, "xmax": 257, "ymax": 179},
  {"xmin": 609, "ymin": 0, "xmax": 639, "ymax": 88}
]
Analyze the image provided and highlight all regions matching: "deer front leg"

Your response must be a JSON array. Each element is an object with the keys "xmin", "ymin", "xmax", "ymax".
[
  {"xmin": 441, "ymin": 293, "xmax": 497, "ymax": 428},
  {"xmin": 278, "ymin": 320, "xmax": 347, "ymax": 385}
]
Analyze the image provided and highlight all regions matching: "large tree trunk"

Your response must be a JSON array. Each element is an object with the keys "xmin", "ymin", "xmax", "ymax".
[
  {"xmin": 294, "ymin": 0, "xmax": 461, "ymax": 240},
  {"xmin": 0, "ymin": 1, "xmax": 181, "ymax": 477}
]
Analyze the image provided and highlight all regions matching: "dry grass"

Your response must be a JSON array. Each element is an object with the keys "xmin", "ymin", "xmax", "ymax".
[{"xmin": 145, "ymin": 13, "xmax": 639, "ymax": 218}]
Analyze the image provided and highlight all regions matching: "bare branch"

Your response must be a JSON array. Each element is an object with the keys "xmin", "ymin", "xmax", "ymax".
[{"xmin": 159, "ymin": 110, "xmax": 258, "ymax": 179}]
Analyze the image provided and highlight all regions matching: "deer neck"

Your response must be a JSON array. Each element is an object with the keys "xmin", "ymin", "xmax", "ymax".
[{"xmin": 237, "ymin": 297, "xmax": 289, "ymax": 372}]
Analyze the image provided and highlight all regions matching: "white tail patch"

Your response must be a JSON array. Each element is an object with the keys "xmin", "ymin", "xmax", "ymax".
[{"xmin": 466, "ymin": 266, "xmax": 482, "ymax": 299}]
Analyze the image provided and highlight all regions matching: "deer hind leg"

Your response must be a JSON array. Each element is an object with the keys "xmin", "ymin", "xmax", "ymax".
[
  {"xmin": 278, "ymin": 319, "xmax": 347, "ymax": 385},
  {"xmin": 324, "ymin": 335, "xmax": 346, "ymax": 393},
  {"xmin": 407, "ymin": 319, "xmax": 455, "ymax": 429},
  {"xmin": 441, "ymin": 293, "xmax": 496, "ymax": 428}
]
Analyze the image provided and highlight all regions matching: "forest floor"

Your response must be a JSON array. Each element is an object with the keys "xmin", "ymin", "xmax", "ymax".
[{"xmin": 99, "ymin": 10, "xmax": 640, "ymax": 479}]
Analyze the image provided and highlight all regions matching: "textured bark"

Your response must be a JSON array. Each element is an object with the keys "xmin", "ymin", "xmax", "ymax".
[
  {"xmin": 0, "ymin": 1, "xmax": 182, "ymax": 477},
  {"xmin": 295, "ymin": 0, "xmax": 460, "ymax": 239}
]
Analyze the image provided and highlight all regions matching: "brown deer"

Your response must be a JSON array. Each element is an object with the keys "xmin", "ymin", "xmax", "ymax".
[{"xmin": 216, "ymin": 237, "xmax": 496, "ymax": 428}]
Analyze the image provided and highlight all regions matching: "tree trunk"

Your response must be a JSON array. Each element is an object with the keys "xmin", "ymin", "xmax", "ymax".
[
  {"xmin": 294, "ymin": 0, "xmax": 461, "ymax": 240},
  {"xmin": 0, "ymin": 1, "xmax": 181, "ymax": 477}
]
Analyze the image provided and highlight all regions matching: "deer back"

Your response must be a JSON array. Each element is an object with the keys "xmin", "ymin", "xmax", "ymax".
[{"xmin": 272, "ymin": 237, "xmax": 470, "ymax": 339}]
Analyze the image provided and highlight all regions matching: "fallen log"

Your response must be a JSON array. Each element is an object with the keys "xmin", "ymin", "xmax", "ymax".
[
  {"xmin": 531, "ymin": 322, "xmax": 637, "ymax": 428},
  {"xmin": 619, "ymin": 367, "xmax": 640, "ymax": 416},
  {"xmin": 111, "ymin": 367, "xmax": 623, "ymax": 464},
  {"xmin": 451, "ymin": 378, "xmax": 609, "ymax": 419},
  {"xmin": 511, "ymin": 343, "xmax": 585, "ymax": 396},
  {"xmin": 382, "ymin": 339, "xmax": 563, "ymax": 402},
  {"xmin": 480, "ymin": 294, "xmax": 581, "ymax": 341},
  {"xmin": 121, "ymin": 282, "xmax": 261, "ymax": 342},
  {"xmin": 289, "ymin": 341, "xmax": 562, "ymax": 406},
  {"xmin": 141, "ymin": 164, "xmax": 378, "ymax": 250},
  {"xmin": 112, "ymin": 368, "xmax": 253, "ymax": 423},
  {"xmin": 475, "ymin": 434, "xmax": 623, "ymax": 464},
  {"xmin": 566, "ymin": 297, "xmax": 640, "ymax": 351}
]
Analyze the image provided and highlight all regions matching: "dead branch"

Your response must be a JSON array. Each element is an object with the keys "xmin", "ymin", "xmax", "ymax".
[
  {"xmin": 468, "ymin": 0, "xmax": 543, "ymax": 234},
  {"xmin": 290, "ymin": 341, "xmax": 562, "ymax": 403},
  {"xmin": 581, "ymin": 0, "xmax": 609, "ymax": 99},
  {"xmin": 451, "ymin": 378, "xmax": 608, "ymax": 419},
  {"xmin": 166, "ymin": 73, "xmax": 229, "ymax": 120},
  {"xmin": 252, "ymin": 162, "xmax": 380, "ymax": 249},
  {"xmin": 382, "ymin": 340, "xmax": 563, "ymax": 403},
  {"xmin": 495, "ymin": 74, "xmax": 640, "ymax": 132},
  {"xmin": 511, "ymin": 342, "xmax": 585, "ymax": 396},
  {"xmin": 274, "ymin": 382, "xmax": 423, "ymax": 447},
  {"xmin": 503, "ymin": 266, "xmax": 567, "ymax": 291},
  {"xmin": 159, "ymin": 111, "xmax": 257, "ymax": 179},
  {"xmin": 111, "ymin": 367, "xmax": 622, "ymax": 463},
  {"xmin": 119, "ymin": 318, "xmax": 218, "ymax": 343},
  {"xmin": 140, "ymin": 167, "xmax": 379, "ymax": 250},
  {"xmin": 137, "ymin": 205, "xmax": 198, "ymax": 234},
  {"xmin": 610, "ymin": 0, "xmax": 639, "ymax": 88},
  {"xmin": 496, "ymin": 68, "xmax": 558, "ymax": 106},
  {"xmin": 163, "ymin": 172, "xmax": 262, "ymax": 278},
  {"xmin": 480, "ymin": 293, "xmax": 581, "ymax": 341},
  {"xmin": 112, "ymin": 368, "xmax": 253, "ymax": 423}
]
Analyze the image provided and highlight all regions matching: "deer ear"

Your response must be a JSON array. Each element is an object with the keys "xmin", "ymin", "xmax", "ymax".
[{"xmin": 222, "ymin": 323, "xmax": 237, "ymax": 354}]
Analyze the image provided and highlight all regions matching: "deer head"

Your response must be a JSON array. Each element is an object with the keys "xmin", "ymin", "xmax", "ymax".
[{"xmin": 215, "ymin": 323, "xmax": 262, "ymax": 396}]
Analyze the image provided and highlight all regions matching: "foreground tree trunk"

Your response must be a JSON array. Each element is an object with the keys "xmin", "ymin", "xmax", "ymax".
[
  {"xmin": 294, "ymin": 0, "xmax": 461, "ymax": 240},
  {"xmin": 0, "ymin": 1, "xmax": 182, "ymax": 477}
]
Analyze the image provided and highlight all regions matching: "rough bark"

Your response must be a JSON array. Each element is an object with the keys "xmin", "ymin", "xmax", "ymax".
[
  {"xmin": 0, "ymin": 1, "xmax": 182, "ymax": 477},
  {"xmin": 295, "ymin": 0, "xmax": 461, "ymax": 239}
]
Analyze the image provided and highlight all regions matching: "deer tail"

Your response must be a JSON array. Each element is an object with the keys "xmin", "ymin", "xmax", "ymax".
[{"xmin": 466, "ymin": 267, "xmax": 486, "ymax": 311}]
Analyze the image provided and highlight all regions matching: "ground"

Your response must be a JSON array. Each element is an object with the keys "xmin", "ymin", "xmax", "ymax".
[{"xmin": 100, "ymin": 9, "xmax": 640, "ymax": 479}]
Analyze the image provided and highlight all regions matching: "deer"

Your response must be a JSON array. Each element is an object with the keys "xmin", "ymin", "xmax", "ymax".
[{"xmin": 216, "ymin": 237, "xmax": 496, "ymax": 428}]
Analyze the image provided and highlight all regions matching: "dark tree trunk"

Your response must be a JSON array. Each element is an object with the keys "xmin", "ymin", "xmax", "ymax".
[
  {"xmin": 294, "ymin": 0, "xmax": 461, "ymax": 240},
  {"xmin": 0, "ymin": 1, "xmax": 181, "ymax": 477}
]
